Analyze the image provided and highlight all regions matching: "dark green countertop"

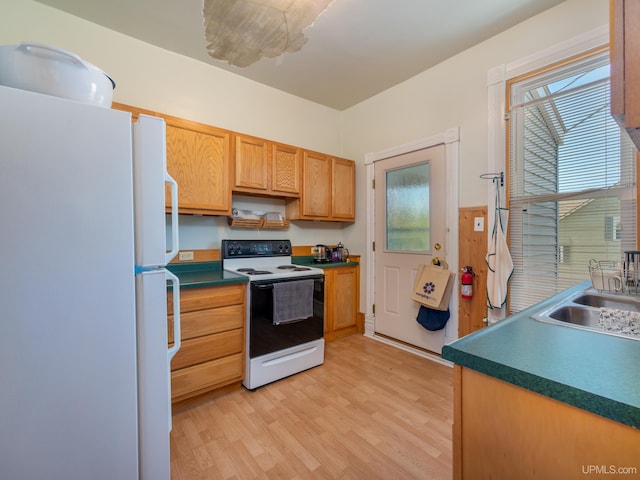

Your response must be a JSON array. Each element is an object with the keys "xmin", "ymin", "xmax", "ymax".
[
  {"xmin": 167, "ymin": 257, "xmax": 358, "ymax": 289},
  {"xmin": 442, "ymin": 282, "xmax": 640, "ymax": 429},
  {"xmin": 167, "ymin": 261, "xmax": 247, "ymax": 289},
  {"xmin": 293, "ymin": 256, "xmax": 359, "ymax": 269}
]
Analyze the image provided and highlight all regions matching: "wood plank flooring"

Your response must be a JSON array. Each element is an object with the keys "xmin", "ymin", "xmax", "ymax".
[{"xmin": 170, "ymin": 334, "xmax": 453, "ymax": 479}]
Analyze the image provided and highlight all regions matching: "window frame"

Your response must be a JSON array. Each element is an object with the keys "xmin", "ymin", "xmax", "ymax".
[
  {"xmin": 485, "ymin": 26, "xmax": 633, "ymax": 319},
  {"xmin": 505, "ymin": 46, "xmax": 638, "ymax": 312}
]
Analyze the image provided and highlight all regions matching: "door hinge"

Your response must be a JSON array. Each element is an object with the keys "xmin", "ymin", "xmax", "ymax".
[
  {"xmin": 372, "ymin": 178, "xmax": 375, "ymax": 189},
  {"xmin": 372, "ymin": 304, "xmax": 375, "ymax": 314},
  {"xmin": 372, "ymin": 241, "xmax": 375, "ymax": 251}
]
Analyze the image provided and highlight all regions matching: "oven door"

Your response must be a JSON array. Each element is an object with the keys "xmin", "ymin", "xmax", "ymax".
[{"xmin": 249, "ymin": 274, "xmax": 324, "ymax": 358}]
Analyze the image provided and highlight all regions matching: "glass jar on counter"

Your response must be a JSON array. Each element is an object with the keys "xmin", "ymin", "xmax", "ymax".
[{"xmin": 336, "ymin": 242, "xmax": 349, "ymax": 262}]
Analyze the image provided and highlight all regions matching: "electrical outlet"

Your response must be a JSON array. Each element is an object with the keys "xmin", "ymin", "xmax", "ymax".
[
  {"xmin": 179, "ymin": 251, "xmax": 194, "ymax": 261},
  {"xmin": 474, "ymin": 217, "xmax": 484, "ymax": 232}
]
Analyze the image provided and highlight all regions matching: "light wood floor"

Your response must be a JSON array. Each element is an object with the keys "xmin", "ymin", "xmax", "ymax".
[{"xmin": 170, "ymin": 334, "xmax": 453, "ymax": 479}]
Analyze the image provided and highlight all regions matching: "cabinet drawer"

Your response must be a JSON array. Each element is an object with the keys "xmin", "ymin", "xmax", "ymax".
[
  {"xmin": 171, "ymin": 328, "xmax": 243, "ymax": 371},
  {"xmin": 168, "ymin": 303, "xmax": 244, "ymax": 342},
  {"xmin": 167, "ymin": 283, "xmax": 245, "ymax": 313},
  {"xmin": 171, "ymin": 353, "xmax": 243, "ymax": 400}
]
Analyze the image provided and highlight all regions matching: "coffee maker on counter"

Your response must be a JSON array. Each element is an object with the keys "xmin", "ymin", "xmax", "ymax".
[{"xmin": 312, "ymin": 244, "xmax": 332, "ymax": 263}]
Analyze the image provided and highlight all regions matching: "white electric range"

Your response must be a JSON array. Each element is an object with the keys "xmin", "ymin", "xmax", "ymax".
[{"xmin": 221, "ymin": 239, "xmax": 325, "ymax": 389}]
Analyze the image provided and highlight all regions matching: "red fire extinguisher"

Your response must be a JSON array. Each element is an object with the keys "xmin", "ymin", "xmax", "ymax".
[{"xmin": 461, "ymin": 266, "xmax": 474, "ymax": 300}]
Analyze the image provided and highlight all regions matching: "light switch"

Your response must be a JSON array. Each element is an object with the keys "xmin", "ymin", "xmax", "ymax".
[{"xmin": 474, "ymin": 217, "xmax": 484, "ymax": 232}]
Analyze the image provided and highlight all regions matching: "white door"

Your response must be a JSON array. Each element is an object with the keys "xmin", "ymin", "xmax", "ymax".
[{"xmin": 373, "ymin": 144, "xmax": 448, "ymax": 353}]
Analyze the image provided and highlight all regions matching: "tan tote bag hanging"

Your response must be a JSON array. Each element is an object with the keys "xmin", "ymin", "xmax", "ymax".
[{"xmin": 411, "ymin": 262, "xmax": 456, "ymax": 311}]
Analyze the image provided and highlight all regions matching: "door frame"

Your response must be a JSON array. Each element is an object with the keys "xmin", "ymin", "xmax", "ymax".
[{"xmin": 364, "ymin": 127, "xmax": 460, "ymax": 363}]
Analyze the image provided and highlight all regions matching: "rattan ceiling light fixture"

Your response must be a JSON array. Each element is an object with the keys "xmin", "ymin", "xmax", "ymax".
[{"xmin": 203, "ymin": 0, "xmax": 335, "ymax": 67}]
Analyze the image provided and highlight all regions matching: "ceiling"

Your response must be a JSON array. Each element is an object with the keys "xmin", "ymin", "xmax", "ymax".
[{"xmin": 36, "ymin": 0, "xmax": 566, "ymax": 110}]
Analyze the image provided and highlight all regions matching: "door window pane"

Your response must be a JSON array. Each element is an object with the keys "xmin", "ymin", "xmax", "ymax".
[{"xmin": 386, "ymin": 163, "xmax": 430, "ymax": 251}]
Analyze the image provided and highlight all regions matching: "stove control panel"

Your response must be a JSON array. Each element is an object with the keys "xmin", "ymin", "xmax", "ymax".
[{"xmin": 221, "ymin": 239, "xmax": 292, "ymax": 258}]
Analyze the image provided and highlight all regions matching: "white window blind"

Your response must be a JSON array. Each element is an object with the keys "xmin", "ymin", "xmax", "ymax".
[{"xmin": 508, "ymin": 50, "xmax": 637, "ymax": 313}]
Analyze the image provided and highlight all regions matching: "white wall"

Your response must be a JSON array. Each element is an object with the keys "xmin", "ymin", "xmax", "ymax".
[{"xmin": 340, "ymin": 0, "xmax": 608, "ymax": 302}]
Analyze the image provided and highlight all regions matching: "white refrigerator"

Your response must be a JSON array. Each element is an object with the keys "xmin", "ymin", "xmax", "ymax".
[{"xmin": 0, "ymin": 85, "xmax": 181, "ymax": 480}]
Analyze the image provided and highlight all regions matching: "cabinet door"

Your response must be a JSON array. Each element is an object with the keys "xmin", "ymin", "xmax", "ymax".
[
  {"xmin": 165, "ymin": 122, "xmax": 231, "ymax": 215},
  {"xmin": 302, "ymin": 151, "xmax": 331, "ymax": 218},
  {"xmin": 326, "ymin": 266, "xmax": 358, "ymax": 332},
  {"xmin": 331, "ymin": 157, "xmax": 355, "ymax": 221},
  {"xmin": 455, "ymin": 366, "xmax": 640, "ymax": 480},
  {"xmin": 610, "ymin": 0, "xmax": 640, "ymax": 147},
  {"xmin": 272, "ymin": 143, "xmax": 301, "ymax": 195},
  {"xmin": 234, "ymin": 134, "xmax": 269, "ymax": 192}
]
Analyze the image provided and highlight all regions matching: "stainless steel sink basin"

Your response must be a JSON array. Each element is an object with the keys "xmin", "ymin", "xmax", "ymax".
[
  {"xmin": 573, "ymin": 294, "xmax": 640, "ymax": 311},
  {"xmin": 547, "ymin": 305, "xmax": 600, "ymax": 327},
  {"xmin": 533, "ymin": 288, "xmax": 640, "ymax": 341}
]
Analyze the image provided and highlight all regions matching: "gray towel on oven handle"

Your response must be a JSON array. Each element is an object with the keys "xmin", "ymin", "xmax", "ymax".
[{"xmin": 272, "ymin": 279, "xmax": 315, "ymax": 325}]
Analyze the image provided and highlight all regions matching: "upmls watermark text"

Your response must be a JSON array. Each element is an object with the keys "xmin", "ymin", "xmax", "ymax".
[{"xmin": 582, "ymin": 465, "xmax": 638, "ymax": 475}]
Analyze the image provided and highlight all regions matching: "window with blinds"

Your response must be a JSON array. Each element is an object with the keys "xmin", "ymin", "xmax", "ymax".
[{"xmin": 507, "ymin": 49, "xmax": 637, "ymax": 313}]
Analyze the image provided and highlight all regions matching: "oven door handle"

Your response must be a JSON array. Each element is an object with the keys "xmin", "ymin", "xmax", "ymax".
[
  {"xmin": 274, "ymin": 317, "xmax": 309, "ymax": 326},
  {"xmin": 252, "ymin": 284, "xmax": 274, "ymax": 290}
]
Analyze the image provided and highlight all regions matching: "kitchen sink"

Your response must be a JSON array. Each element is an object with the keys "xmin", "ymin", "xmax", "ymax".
[
  {"xmin": 573, "ymin": 293, "xmax": 640, "ymax": 311},
  {"xmin": 547, "ymin": 305, "xmax": 601, "ymax": 327},
  {"xmin": 533, "ymin": 289, "xmax": 640, "ymax": 341}
]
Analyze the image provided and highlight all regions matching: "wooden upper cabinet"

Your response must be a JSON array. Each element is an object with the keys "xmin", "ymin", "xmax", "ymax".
[
  {"xmin": 112, "ymin": 102, "xmax": 354, "ymax": 220},
  {"xmin": 286, "ymin": 151, "xmax": 355, "ymax": 222},
  {"xmin": 111, "ymin": 102, "xmax": 232, "ymax": 215},
  {"xmin": 271, "ymin": 143, "xmax": 301, "ymax": 195},
  {"xmin": 233, "ymin": 134, "xmax": 300, "ymax": 197},
  {"xmin": 610, "ymin": 0, "xmax": 640, "ymax": 149},
  {"xmin": 234, "ymin": 134, "xmax": 269, "ymax": 192},
  {"xmin": 332, "ymin": 157, "xmax": 355, "ymax": 220},
  {"xmin": 301, "ymin": 151, "xmax": 332, "ymax": 217},
  {"xmin": 165, "ymin": 119, "xmax": 231, "ymax": 215}
]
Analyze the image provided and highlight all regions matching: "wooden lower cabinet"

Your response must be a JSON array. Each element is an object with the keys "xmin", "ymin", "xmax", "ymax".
[
  {"xmin": 453, "ymin": 366, "xmax": 640, "ymax": 480},
  {"xmin": 323, "ymin": 265, "xmax": 360, "ymax": 342},
  {"xmin": 167, "ymin": 283, "xmax": 246, "ymax": 409}
]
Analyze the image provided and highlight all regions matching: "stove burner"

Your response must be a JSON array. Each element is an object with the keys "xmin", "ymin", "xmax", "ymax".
[
  {"xmin": 236, "ymin": 268, "xmax": 272, "ymax": 275},
  {"xmin": 277, "ymin": 265, "xmax": 311, "ymax": 271}
]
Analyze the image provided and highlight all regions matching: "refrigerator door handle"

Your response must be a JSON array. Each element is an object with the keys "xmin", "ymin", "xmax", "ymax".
[
  {"xmin": 166, "ymin": 270, "xmax": 181, "ymax": 361},
  {"xmin": 165, "ymin": 172, "xmax": 179, "ymax": 264}
]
